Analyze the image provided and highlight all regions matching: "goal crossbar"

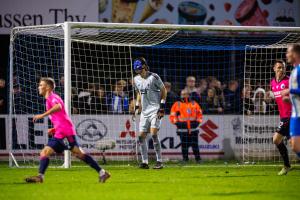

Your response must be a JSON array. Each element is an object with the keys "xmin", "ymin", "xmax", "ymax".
[{"xmin": 11, "ymin": 22, "xmax": 300, "ymax": 33}]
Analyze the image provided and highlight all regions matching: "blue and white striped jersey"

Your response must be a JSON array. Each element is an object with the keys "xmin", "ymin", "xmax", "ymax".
[{"xmin": 289, "ymin": 64, "xmax": 300, "ymax": 118}]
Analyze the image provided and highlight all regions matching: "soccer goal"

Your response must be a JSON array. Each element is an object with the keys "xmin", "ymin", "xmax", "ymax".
[{"xmin": 9, "ymin": 22, "xmax": 300, "ymax": 167}]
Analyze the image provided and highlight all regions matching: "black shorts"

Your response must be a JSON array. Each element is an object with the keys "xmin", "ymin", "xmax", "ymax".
[
  {"xmin": 276, "ymin": 118, "xmax": 290, "ymax": 139},
  {"xmin": 47, "ymin": 135, "xmax": 80, "ymax": 154}
]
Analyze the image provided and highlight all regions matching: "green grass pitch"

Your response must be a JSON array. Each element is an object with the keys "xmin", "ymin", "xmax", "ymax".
[{"xmin": 0, "ymin": 162, "xmax": 299, "ymax": 200}]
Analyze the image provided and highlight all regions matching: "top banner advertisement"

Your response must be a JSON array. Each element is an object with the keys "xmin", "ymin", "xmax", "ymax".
[
  {"xmin": 1, "ymin": 0, "xmax": 300, "ymax": 34},
  {"xmin": 99, "ymin": 0, "xmax": 300, "ymax": 26}
]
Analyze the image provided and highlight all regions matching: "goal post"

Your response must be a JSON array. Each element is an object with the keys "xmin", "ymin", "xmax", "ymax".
[
  {"xmin": 9, "ymin": 24, "xmax": 66, "ymax": 167},
  {"xmin": 63, "ymin": 22, "xmax": 72, "ymax": 168},
  {"xmin": 9, "ymin": 22, "xmax": 300, "ymax": 167}
]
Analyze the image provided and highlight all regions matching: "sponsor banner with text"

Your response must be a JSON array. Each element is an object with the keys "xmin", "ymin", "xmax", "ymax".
[
  {"xmin": 0, "ymin": 0, "xmax": 98, "ymax": 34},
  {"xmin": 2, "ymin": 0, "xmax": 300, "ymax": 35}
]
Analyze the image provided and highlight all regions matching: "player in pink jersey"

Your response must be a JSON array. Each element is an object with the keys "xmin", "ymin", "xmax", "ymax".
[
  {"xmin": 25, "ymin": 77, "xmax": 110, "ymax": 183},
  {"xmin": 46, "ymin": 91, "xmax": 76, "ymax": 139},
  {"xmin": 270, "ymin": 60, "xmax": 292, "ymax": 175}
]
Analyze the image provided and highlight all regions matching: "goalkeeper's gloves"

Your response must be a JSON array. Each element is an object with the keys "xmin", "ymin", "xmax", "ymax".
[
  {"xmin": 132, "ymin": 105, "xmax": 140, "ymax": 121},
  {"xmin": 134, "ymin": 105, "xmax": 140, "ymax": 115},
  {"xmin": 157, "ymin": 100, "xmax": 166, "ymax": 119}
]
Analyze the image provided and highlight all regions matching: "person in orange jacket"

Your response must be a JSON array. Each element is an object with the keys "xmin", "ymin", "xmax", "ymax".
[{"xmin": 169, "ymin": 89, "xmax": 203, "ymax": 163}]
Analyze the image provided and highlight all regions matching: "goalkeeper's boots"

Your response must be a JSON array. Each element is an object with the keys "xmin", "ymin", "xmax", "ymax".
[
  {"xmin": 25, "ymin": 175, "xmax": 43, "ymax": 183},
  {"xmin": 99, "ymin": 171, "xmax": 111, "ymax": 183},
  {"xmin": 278, "ymin": 166, "xmax": 290, "ymax": 176},
  {"xmin": 153, "ymin": 161, "xmax": 163, "ymax": 169},
  {"xmin": 139, "ymin": 163, "xmax": 149, "ymax": 169}
]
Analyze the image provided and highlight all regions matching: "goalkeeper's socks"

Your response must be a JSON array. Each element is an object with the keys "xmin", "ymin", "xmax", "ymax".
[
  {"xmin": 277, "ymin": 142, "xmax": 290, "ymax": 168},
  {"xmin": 152, "ymin": 135, "xmax": 162, "ymax": 162},
  {"xmin": 39, "ymin": 156, "xmax": 49, "ymax": 175},
  {"xmin": 142, "ymin": 159, "xmax": 149, "ymax": 164},
  {"xmin": 139, "ymin": 137, "xmax": 148, "ymax": 164},
  {"xmin": 82, "ymin": 154, "xmax": 101, "ymax": 173}
]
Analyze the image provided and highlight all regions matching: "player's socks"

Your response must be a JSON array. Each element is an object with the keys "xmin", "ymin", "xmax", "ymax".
[
  {"xmin": 276, "ymin": 142, "xmax": 290, "ymax": 167},
  {"xmin": 99, "ymin": 169, "xmax": 106, "ymax": 176},
  {"xmin": 82, "ymin": 154, "xmax": 101, "ymax": 172},
  {"xmin": 99, "ymin": 169, "xmax": 111, "ymax": 183},
  {"xmin": 138, "ymin": 136, "xmax": 148, "ymax": 164},
  {"xmin": 39, "ymin": 156, "xmax": 49, "ymax": 175},
  {"xmin": 38, "ymin": 174, "xmax": 44, "ymax": 179},
  {"xmin": 152, "ymin": 135, "xmax": 162, "ymax": 162}
]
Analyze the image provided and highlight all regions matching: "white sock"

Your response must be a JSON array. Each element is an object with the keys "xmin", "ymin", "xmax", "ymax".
[
  {"xmin": 139, "ymin": 137, "xmax": 148, "ymax": 164},
  {"xmin": 142, "ymin": 159, "xmax": 149, "ymax": 164},
  {"xmin": 39, "ymin": 174, "xmax": 44, "ymax": 179},
  {"xmin": 152, "ymin": 135, "xmax": 162, "ymax": 163},
  {"xmin": 100, "ymin": 169, "xmax": 106, "ymax": 176}
]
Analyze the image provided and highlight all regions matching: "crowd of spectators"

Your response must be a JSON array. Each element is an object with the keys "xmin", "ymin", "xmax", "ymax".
[
  {"xmin": 70, "ymin": 79, "xmax": 131, "ymax": 114},
  {"xmin": 242, "ymin": 79, "xmax": 278, "ymax": 115},
  {"xmin": 66, "ymin": 75, "xmax": 247, "ymax": 115},
  {"xmin": 8, "ymin": 74, "xmax": 279, "ymax": 115}
]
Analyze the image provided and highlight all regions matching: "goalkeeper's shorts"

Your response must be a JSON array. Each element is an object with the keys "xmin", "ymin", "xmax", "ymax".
[
  {"xmin": 139, "ymin": 113, "xmax": 161, "ymax": 133},
  {"xmin": 276, "ymin": 118, "xmax": 290, "ymax": 139},
  {"xmin": 47, "ymin": 135, "xmax": 80, "ymax": 153}
]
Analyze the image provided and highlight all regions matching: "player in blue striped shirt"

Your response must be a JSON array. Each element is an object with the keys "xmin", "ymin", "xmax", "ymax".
[{"xmin": 284, "ymin": 44, "xmax": 300, "ymax": 158}]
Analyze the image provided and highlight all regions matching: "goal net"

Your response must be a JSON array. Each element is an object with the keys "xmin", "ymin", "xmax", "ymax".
[
  {"xmin": 9, "ymin": 22, "xmax": 300, "ymax": 167},
  {"xmin": 243, "ymin": 35, "xmax": 300, "ymax": 163}
]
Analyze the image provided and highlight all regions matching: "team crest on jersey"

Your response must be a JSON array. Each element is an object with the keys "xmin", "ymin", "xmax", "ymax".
[{"xmin": 280, "ymin": 84, "xmax": 285, "ymax": 89}]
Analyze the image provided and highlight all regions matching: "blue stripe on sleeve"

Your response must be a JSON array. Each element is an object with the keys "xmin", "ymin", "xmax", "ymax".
[
  {"xmin": 290, "ymin": 88, "xmax": 300, "ymax": 95},
  {"xmin": 290, "ymin": 66, "xmax": 300, "ymax": 95},
  {"xmin": 298, "ymin": 66, "xmax": 300, "ymax": 89}
]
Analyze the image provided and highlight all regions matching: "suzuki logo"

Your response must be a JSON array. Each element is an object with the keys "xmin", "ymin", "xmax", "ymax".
[
  {"xmin": 200, "ymin": 119, "xmax": 218, "ymax": 143},
  {"xmin": 120, "ymin": 119, "xmax": 136, "ymax": 138}
]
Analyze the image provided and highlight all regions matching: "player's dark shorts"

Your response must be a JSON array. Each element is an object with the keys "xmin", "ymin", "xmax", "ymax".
[
  {"xmin": 276, "ymin": 118, "xmax": 290, "ymax": 139},
  {"xmin": 47, "ymin": 135, "xmax": 80, "ymax": 153}
]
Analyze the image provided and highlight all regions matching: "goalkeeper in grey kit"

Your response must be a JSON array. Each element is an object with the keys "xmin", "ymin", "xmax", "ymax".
[{"xmin": 133, "ymin": 57, "xmax": 167, "ymax": 169}]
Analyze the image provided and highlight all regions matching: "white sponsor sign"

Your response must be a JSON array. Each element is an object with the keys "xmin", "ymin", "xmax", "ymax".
[
  {"xmin": 0, "ymin": 0, "xmax": 98, "ymax": 34},
  {"xmin": 6, "ymin": 114, "xmax": 281, "ymax": 160}
]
